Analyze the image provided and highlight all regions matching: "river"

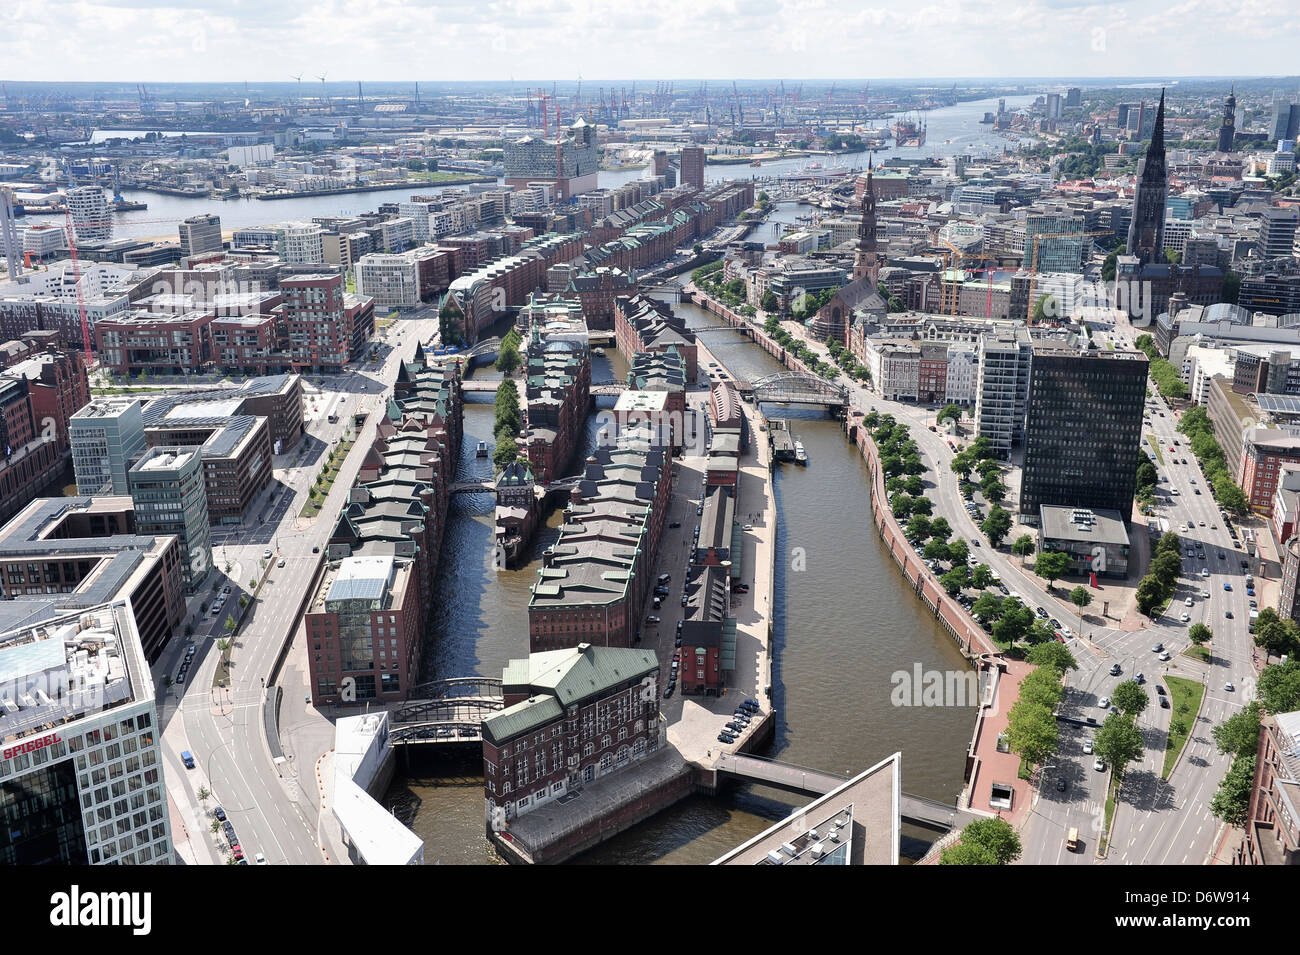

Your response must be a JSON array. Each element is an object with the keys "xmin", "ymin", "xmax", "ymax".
[
  {"xmin": 96, "ymin": 94, "xmax": 1039, "ymax": 241},
  {"xmin": 385, "ymin": 301, "xmax": 975, "ymax": 864}
]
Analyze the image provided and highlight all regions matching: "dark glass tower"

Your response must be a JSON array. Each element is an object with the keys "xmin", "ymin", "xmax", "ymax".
[
  {"xmin": 1218, "ymin": 85, "xmax": 1236, "ymax": 152},
  {"xmin": 1018, "ymin": 343, "xmax": 1149, "ymax": 523},
  {"xmin": 1126, "ymin": 88, "xmax": 1168, "ymax": 264}
]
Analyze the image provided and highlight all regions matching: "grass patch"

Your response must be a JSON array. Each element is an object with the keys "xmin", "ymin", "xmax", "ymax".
[
  {"xmin": 1100, "ymin": 776, "xmax": 1117, "ymax": 854},
  {"xmin": 300, "ymin": 439, "xmax": 356, "ymax": 518},
  {"xmin": 1018, "ymin": 756, "xmax": 1033, "ymax": 781},
  {"xmin": 1181, "ymin": 644, "xmax": 1211, "ymax": 662},
  {"xmin": 1145, "ymin": 434, "xmax": 1165, "ymax": 465},
  {"xmin": 405, "ymin": 170, "xmax": 496, "ymax": 184},
  {"xmin": 211, "ymin": 637, "xmax": 234, "ymax": 689},
  {"xmin": 1161, "ymin": 675, "xmax": 1205, "ymax": 778}
]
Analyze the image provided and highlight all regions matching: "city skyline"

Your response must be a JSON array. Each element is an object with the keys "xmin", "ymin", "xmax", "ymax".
[{"xmin": 4, "ymin": 0, "xmax": 1300, "ymax": 83}]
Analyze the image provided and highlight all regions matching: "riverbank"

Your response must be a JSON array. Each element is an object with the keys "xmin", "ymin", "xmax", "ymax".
[
  {"xmin": 709, "ymin": 150, "xmax": 810, "ymax": 166},
  {"xmin": 255, "ymin": 176, "xmax": 495, "ymax": 200}
]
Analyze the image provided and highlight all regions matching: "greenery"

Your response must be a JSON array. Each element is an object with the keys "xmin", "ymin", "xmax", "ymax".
[
  {"xmin": 1250, "ymin": 606, "xmax": 1300, "ymax": 660},
  {"xmin": 1135, "ymin": 530, "xmax": 1185, "ymax": 617},
  {"xmin": 1025, "ymin": 641, "xmax": 1078, "ymax": 671},
  {"xmin": 936, "ymin": 403, "xmax": 964, "ymax": 427},
  {"xmin": 1134, "ymin": 334, "xmax": 1188, "ymax": 399},
  {"xmin": 494, "ymin": 328, "xmax": 522, "ymax": 375},
  {"xmin": 1069, "ymin": 585, "xmax": 1092, "ymax": 633},
  {"xmin": 939, "ymin": 818, "xmax": 1022, "ymax": 865},
  {"xmin": 1188, "ymin": 622, "xmax": 1212, "ymax": 646},
  {"xmin": 493, "ymin": 434, "xmax": 520, "ymax": 470},
  {"xmin": 1111, "ymin": 680, "xmax": 1149, "ymax": 717},
  {"xmin": 1160, "ymin": 676, "xmax": 1203, "ymax": 778},
  {"xmin": 1011, "ymin": 534, "xmax": 1035, "ymax": 563},
  {"xmin": 1034, "ymin": 551, "xmax": 1071, "ymax": 590},
  {"xmin": 1257, "ymin": 658, "xmax": 1300, "ymax": 714},
  {"xmin": 299, "ymin": 439, "xmax": 356, "ymax": 518},
  {"xmin": 1031, "ymin": 293, "xmax": 1058, "ymax": 325},
  {"xmin": 981, "ymin": 505, "xmax": 1012, "ymax": 547},
  {"xmin": 1176, "ymin": 406, "xmax": 1249, "ymax": 515},
  {"xmin": 1094, "ymin": 713, "xmax": 1144, "ymax": 781},
  {"xmin": 1211, "ymin": 754, "xmax": 1256, "ymax": 827},
  {"xmin": 1005, "ymin": 694, "xmax": 1059, "ymax": 767}
]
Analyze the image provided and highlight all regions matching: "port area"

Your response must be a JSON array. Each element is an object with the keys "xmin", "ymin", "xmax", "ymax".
[{"xmin": 492, "ymin": 337, "xmax": 779, "ymax": 864}]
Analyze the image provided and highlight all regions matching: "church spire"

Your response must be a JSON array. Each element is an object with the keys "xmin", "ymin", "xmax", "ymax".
[
  {"xmin": 1126, "ymin": 87, "xmax": 1169, "ymax": 264},
  {"xmin": 854, "ymin": 158, "xmax": 879, "ymax": 284}
]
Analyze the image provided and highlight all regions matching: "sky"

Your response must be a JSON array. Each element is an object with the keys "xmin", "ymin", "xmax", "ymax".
[{"xmin": 3, "ymin": 0, "xmax": 1299, "ymax": 83}]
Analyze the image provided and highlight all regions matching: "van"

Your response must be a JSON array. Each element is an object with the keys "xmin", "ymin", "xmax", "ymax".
[
  {"xmin": 180, "ymin": 751, "xmax": 195, "ymax": 770},
  {"xmin": 1066, "ymin": 827, "xmax": 1080, "ymax": 852},
  {"xmin": 327, "ymin": 414, "xmax": 339, "ymax": 424}
]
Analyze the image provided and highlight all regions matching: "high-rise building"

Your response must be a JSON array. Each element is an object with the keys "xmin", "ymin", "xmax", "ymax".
[
  {"xmin": 1045, "ymin": 93, "xmax": 1062, "ymax": 119},
  {"xmin": 503, "ymin": 119, "xmax": 600, "ymax": 200},
  {"xmin": 65, "ymin": 186, "xmax": 110, "ymax": 243},
  {"xmin": 280, "ymin": 223, "xmax": 325, "ymax": 265},
  {"xmin": 1126, "ymin": 89, "xmax": 1168, "ymax": 264},
  {"xmin": 1026, "ymin": 213, "xmax": 1086, "ymax": 273},
  {"xmin": 177, "ymin": 214, "xmax": 223, "ymax": 256},
  {"xmin": 1259, "ymin": 207, "xmax": 1300, "ymax": 261},
  {"xmin": 1018, "ymin": 343, "xmax": 1148, "ymax": 522},
  {"xmin": 1218, "ymin": 87, "xmax": 1237, "ymax": 153},
  {"xmin": 974, "ymin": 329, "xmax": 1034, "ymax": 460},
  {"xmin": 680, "ymin": 145, "xmax": 706, "ymax": 190},
  {"xmin": 1065, "ymin": 87, "xmax": 1082, "ymax": 108},
  {"xmin": 0, "ymin": 602, "xmax": 174, "ymax": 865},
  {"xmin": 128, "ymin": 446, "xmax": 211, "ymax": 593},
  {"xmin": 1271, "ymin": 101, "xmax": 1300, "ymax": 141},
  {"xmin": 69, "ymin": 396, "xmax": 146, "ymax": 495}
]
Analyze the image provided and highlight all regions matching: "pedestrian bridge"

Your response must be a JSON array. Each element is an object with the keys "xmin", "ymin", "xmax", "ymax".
[
  {"xmin": 389, "ymin": 679, "xmax": 506, "ymax": 746},
  {"xmin": 714, "ymin": 753, "xmax": 979, "ymax": 832},
  {"xmin": 747, "ymin": 372, "xmax": 849, "ymax": 408}
]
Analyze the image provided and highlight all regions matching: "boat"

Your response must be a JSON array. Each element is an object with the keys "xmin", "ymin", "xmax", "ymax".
[
  {"xmin": 749, "ymin": 159, "xmax": 762, "ymax": 167},
  {"xmin": 591, "ymin": 346, "xmax": 605, "ymax": 356},
  {"xmin": 476, "ymin": 441, "xmax": 489, "ymax": 458},
  {"xmin": 794, "ymin": 440, "xmax": 808, "ymax": 465}
]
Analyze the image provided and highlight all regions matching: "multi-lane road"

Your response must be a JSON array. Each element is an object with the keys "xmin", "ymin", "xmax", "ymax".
[{"xmin": 157, "ymin": 316, "xmax": 438, "ymax": 865}]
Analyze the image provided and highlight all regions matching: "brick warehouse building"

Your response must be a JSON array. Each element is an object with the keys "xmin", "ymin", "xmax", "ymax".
[
  {"xmin": 614, "ymin": 294, "xmax": 698, "ymax": 382},
  {"xmin": 527, "ymin": 422, "xmax": 672, "ymax": 652},
  {"xmin": 481, "ymin": 644, "xmax": 660, "ymax": 827}
]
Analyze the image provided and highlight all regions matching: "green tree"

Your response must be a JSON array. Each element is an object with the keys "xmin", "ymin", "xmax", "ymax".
[
  {"xmin": 224, "ymin": 614, "xmax": 236, "ymax": 634},
  {"xmin": 1257, "ymin": 659, "xmax": 1300, "ymax": 714},
  {"xmin": 971, "ymin": 564, "xmax": 995, "ymax": 590},
  {"xmin": 1188, "ymin": 622, "xmax": 1212, "ymax": 646},
  {"xmin": 1136, "ymin": 458, "xmax": 1158, "ymax": 491},
  {"xmin": 1210, "ymin": 754, "xmax": 1255, "ymax": 827},
  {"xmin": 909, "ymin": 496, "xmax": 933, "ymax": 516},
  {"xmin": 1031, "ymin": 293, "xmax": 1058, "ymax": 324},
  {"xmin": 929, "ymin": 517, "xmax": 952, "ymax": 542},
  {"xmin": 955, "ymin": 818, "xmax": 1022, "ymax": 865},
  {"xmin": 197, "ymin": 786, "xmax": 210, "ymax": 804},
  {"xmin": 1034, "ymin": 551, "xmax": 1071, "ymax": 590},
  {"xmin": 980, "ymin": 473, "xmax": 1006, "ymax": 504},
  {"xmin": 1069, "ymin": 585, "xmax": 1092, "ymax": 633},
  {"xmin": 1011, "ymin": 534, "xmax": 1035, "ymax": 564},
  {"xmin": 1005, "ymin": 698, "xmax": 1059, "ymax": 766},
  {"xmin": 993, "ymin": 600, "xmax": 1034, "ymax": 645},
  {"xmin": 904, "ymin": 474, "xmax": 925, "ymax": 496},
  {"xmin": 494, "ymin": 335, "xmax": 521, "ymax": 375},
  {"xmin": 951, "ymin": 453, "xmax": 975, "ymax": 482},
  {"xmin": 1111, "ymin": 680, "xmax": 1149, "ymax": 717},
  {"xmin": 493, "ymin": 435, "xmax": 519, "ymax": 470},
  {"xmin": 692, "ymin": 242, "xmax": 704, "ymax": 255},
  {"xmin": 936, "ymin": 403, "xmax": 964, "ymax": 427},
  {"xmin": 981, "ymin": 506, "xmax": 1012, "ymax": 547},
  {"xmin": 971, "ymin": 592, "xmax": 1003, "ymax": 624},
  {"xmin": 890, "ymin": 492, "xmax": 914, "ymax": 519},
  {"xmin": 1135, "ymin": 575, "xmax": 1165, "ymax": 617},
  {"xmin": 905, "ymin": 514, "xmax": 932, "ymax": 541},
  {"xmin": 940, "ymin": 565, "xmax": 971, "ymax": 596},
  {"xmin": 924, "ymin": 538, "xmax": 950, "ymax": 561},
  {"xmin": 760, "ymin": 290, "xmax": 778, "ymax": 312},
  {"xmin": 1094, "ymin": 713, "xmax": 1144, "ymax": 779},
  {"xmin": 1025, "ymin": 641, "xmax": 1078, "ymax": 671},
  {"xmin": 947, "ymin": 538, "xmax": 970, "ymax": 567},
  {"xmin": 1212, "ymin": 702, "xmax": 1262, "ymax": 759},
  {"xmin": 1222, "ymin": 270, "xmax": 1241, "ymax": 305},
  {"xmin": 939, "ymin": 839, "xmax": 998, "ymax": 865},
  {"xmin": 1019, "ymin": 666, "xmax": 1065, "ymax": 709}
]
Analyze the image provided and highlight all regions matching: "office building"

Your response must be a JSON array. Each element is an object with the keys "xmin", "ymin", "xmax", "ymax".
[
  {"xmin": 481, "ymin": 644, "xmax": 661, "ymax": 828},
  {"xmin": 280, "ymin": 273, "xmax": 374, "ymax": 372},
  {"xmin": 305, "ymin": 554, "xmax": 421, "ymax": 703},
  {"xmin": 1126, "ymin": 90, "xmax": 1168, "ymax": 264},
  {"xmin": 974, "ymin": 329, "xmax": 1034, "ymax": 459},
  {"xmin": 1026, "ymin": 213, "xmax": 1086, "ymax": 273},
  {"xmin": 680, "ymin": 146, "xmax": 706, "ymax": 190},
  {"xmin": 1065, "ymin": 87, "xmax": 1082, "ymax": 108},
  {"xmin": 70, "ymin": 397, "xmax": 146, "ymax": 495},
  {"xmin": 0, "ymin": 602, "xmax": 173, "ymax": 865},
  {"xmin": 177, "ymin": 215, "xmax": 223, "ymax": 257},
  {"xmin": 281, "ymin": 223, "xmax": 325, "ymax": 265},
  {"xmin": 128, "ymin": 447, "xmax": 212, "ymax": 594},
  {"xmin": 1018, "ymin": 343, "xmax": 1148, "ymax": 522},
  {"xmin": 1036, "ymin": 506, "xmax": 1131, "ymax": 578},
  {"xmin": 355, "ymin": 252, "xmax": 421, "ymax": 309},
  {"xmin": 1259, "ymin": 207, "xmax": 1300, "ymax": 261},
  {"xmin": 65, "ymin": 187, "xmax": 110, "ymax": 243},
  {"xmin": 503, "ymin": 119, "xmax": 600, "ymax": 200}
]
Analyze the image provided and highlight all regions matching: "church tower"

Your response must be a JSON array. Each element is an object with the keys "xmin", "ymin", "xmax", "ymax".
[
  {"xmin": 1217, "ymin": 85, "xmax": 1236, "ymax": 153},
  {"xmin": 1126, "ymin": 88, "xmax": 1168, "ymax": 265},
  {"xmin": 853, "ymin": 158, "xmax": 880, "ymax": 285}
]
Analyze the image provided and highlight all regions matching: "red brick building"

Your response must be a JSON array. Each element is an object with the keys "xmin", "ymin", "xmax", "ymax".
[
  {"xmin": 95, "ymin": 310, "xmax": 214, "ymax": 376},
  {"xmin": 1234, "ymin": 710, "xmax": 1300, "ymax": 865},
  {"xmin": 481, "ymin": 644, "xmax": 661, "ymax": 827},
  {"xmin": 211, "ymin": 315, "xmax": 283, "ymax": 376},
  {"xmin": 278, "ymin": 274, "xmax": 375, "ymax": 373},
  {"xmin": 679, "ymin": 621, "xmax": 725, "ymax": 695},
  {"xmin": 1239, "ymin": 432, "xmax": 1300, "ymax": 515},
  {"xmin": 614, "ymin": 294, "xmax": 698, "ymax": 381}
]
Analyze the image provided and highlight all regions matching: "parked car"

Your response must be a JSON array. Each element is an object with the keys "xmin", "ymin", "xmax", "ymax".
[
  {"xmin": 1094, "ymin": 758, "xmax": 1106, "ymax": 772},
  {"xmin": 717, "ymin": 732, "xmax": 736, "ymax": 744},
  {"xmin": 1082, "ymin": 739, "xmax": 1094, "ymax": 755},
  {"xmin": 1153, "ymin": 642, "xmax": 1164, "ymax": 652},
  {"xmin": 1160, "ymin": 696, "xmax": 1170, "ymax": 709},
  {"xmin": 647, "ymin": 615, "xmax": 661, "ymax": 624},
  {"xmin": 1109, "ymin": 664, "xmax": 1122, "ymax": 676},
  {"xmin": 1056, "ymin": 777, "xmax": 1067, "ymax": 792},
  {"xmin": 1099, "ymin": 696, "xmax": 1111, "ymax": 708},
  {"xmin": 214, "ymin": 806, "xmax": 226, "ymax": 822},
  {"xmin": 1225, "ymin": 682, "xmax": 1235, "ymax": 692},
  {"xmin": 663, "ymin": 684, "xmax": 674, "ymax": 698}
]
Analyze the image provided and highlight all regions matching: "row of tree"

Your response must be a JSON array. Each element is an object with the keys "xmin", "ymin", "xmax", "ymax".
[
  {"xmin": 1135, "ymin": 529, "xmax": 1185, "ymax": 617},
  {"xmin": 824, "ymin": 336, "xmax": 872, "ymax": 385},
  {"xmin": 1133, "ymin": 334, "xmax": 1189, "ymax": 399},
  {"xmin": 494, "ymin": 328, "xmax": 523, "ymax": 376},
  {"xmin": 492, "ymin": 379, "xmax": 522, "ymax": 470},
  {"xmin": 1175, "ymin": 405, "xmax": 1249, "ymax": 515}
]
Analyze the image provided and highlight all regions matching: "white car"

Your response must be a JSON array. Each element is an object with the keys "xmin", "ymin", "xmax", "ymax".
[
  {"xmin": 1201, "ymin": 589, "xmax": 1211, "ymax": 598},
  {"xmin": 255, "ymin": 853, "xmax": 267, "ymax": 865},
  {"xmin": 1082, "ymin": 739, "xmax": 1094, "ymax": 755},
  {"xmin": 1185, "ymin": 597, "xmax": 1194, "ymax": 607},
  {"xmin": 1094, "ymin": 758, "xmax": 1106, "ymax": 772},
  {"xmin": 1099, "ymin": 696, "xmax": 1110, "ymax": 709},
  {"xmin": 1200, "ymin": 568, "xmax": 1210, "ymax": 578},
  {"xmin": 1224, "ymin": 682, "xmax": 1235, "ymax": 692},
  {"xmin": 262, "ymin": 548, "xmax": 273, "ymax": 560},
  {"xmin": 1180, "ymin": 612, "xmax": 1190, "ymax": 622},
  {"xmin": 1159, "ymin": 651, "xmax": 1171, "ymax": 661}
]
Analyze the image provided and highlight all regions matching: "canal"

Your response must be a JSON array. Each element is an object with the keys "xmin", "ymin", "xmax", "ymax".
[{"xmin": 384, "ymin": 300, "xmax": 974, "ymax": 864}]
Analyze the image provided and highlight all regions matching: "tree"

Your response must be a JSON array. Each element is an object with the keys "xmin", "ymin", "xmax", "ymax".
[
  {"xmin": 1005, "ymin": 698, "xmax": 1059, "ymax": 766},
  {"xmin": 1257, "ymin": 659, "xmax": 1300, "ymax": 714},
  {"xmin": 924, "ymin": 538, "xmax": 950, "ymax": 561},
  {"xmin": 980, "ymin": 473, "xmax": 1006, "ymax": 504},
  {"xmin": 1011, "ymin": 534, "xmax": 1036, "ymax": 564},
  {"xmin": 937, "ymin": 403, "xmax": 964, "ymax": 427},
  {"xmin": 1216, "ymin": 481, "xmax": 1249, "ymax": 516},
  {"xmin": 1025, "ymin": 641, "xmax": 1078, "ymax": 671},
  {"xmin": 971, "ymin": 564, "xmax": 995, "ymax": 590},
  {"xmin": 210, "ymin": 819, "xmax": 222, "ymax": 835},
  {"xmin": 1210, "ymin": 754, "xmax": 1256, "ymax": 828},
  {"xmin": 1188, "ymin": 622, "xmax": 1212, "ymax": 646},
  {"xmin": 946, "ymin": 538, "xmax": 970, "ymax": 568},
  {"xmin": 939, "ymin": 839, "xmax": 999, "ymax": 865},
  {"xmin": 494, "ymin": 335, "xmax": 521, "ymax": 375},
  {"xmin": 1213, "ymin": 702, "xmax": 1262, "ymax": 759},
  {"xmin": 1111, "ymin": 680, "xmax": 1149, "ymax": 717},
  {"xmin": 905, "ymin": 514, "xmax": 932, "ymax": 541},
  {"xmin": 1031, "ymin": 293, "xmax": 1058, "ymax": 324},
  {"xmin": 993, "ymin": 600, "xmax": 1034, "ymax": 645},
  {"xmin": 1069, "ymin": 585, "xmax": 1092, "ymax": 633},
  {"xmin": 951, "ymin": 453, "xmax": 975, "ymax": 482},
  {"xmin": 940, "ymin": 565, "xmax": 971, "ymax": 595},
  {"xmin": 224, "ymin": 614, "xmax": 237, "ymax": 634},
  {"xmin": 217, "ymin": 639, "xmax": 230, "ymax": 654},
  {"xmin": 1136, "ymin": 458, "xmax": 1158, "ymax": 491},
  {"xmin": 904, "ymin": 475, "xmax": 925, "ymax": 496},
  {"xmin": 929, "ymin": 517, "xmax": 952, "ymax": 542},
  {"xmin": 692, "ymin": 242, "xmax": 704, "ymax": 256},
  {"xmin": 953, "ymin": 818, "xmax": 1022, "ymax": 865},
  {"xmin": 197, "ymin": 786, "xmax": 210, "ymax": 804},
  {"xmin": 1135, "ymin": 575, "xmax": 1165, "ymax": 617},
  {"xmin": 1019, "ymin": 666, "xmax": 1065, "ymax": 709},
  {"xmin": 1034, "ymin": 551, "xmax": 1071, "ymax": 590},
  {"xmin": 1094, "ymin": 713, "xmax": 1144, "ymax": 779},
  {"xmin": 493, "ymin": 435, "xmax": 519, "ymax": 470},
  {"xmin": 971, "ymin": 592, "xmax": 1003, "ymax": 624},
  {"xmin": 981, "ymin": 506, "xmax": 1012, "ymax": 547},
  {"xmin": 760, "ymin": 290, "xmax": 778, "ymax": 312},
  {"xmin": 909, "ymin": 496, "xmax": 933, "ymax": 516}
]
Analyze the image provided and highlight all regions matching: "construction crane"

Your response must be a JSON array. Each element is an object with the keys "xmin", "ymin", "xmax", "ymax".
[
  {"xmin": 732, "ymin": 81, "xmax": 744, "ymax": 126},
  {"xmin": 1025, "ymin": 229, "xmax": 1113, "ymax": 323},
  {"xmin": 318, "ymin": 73, "xmax": 328, "ymax": 106}
]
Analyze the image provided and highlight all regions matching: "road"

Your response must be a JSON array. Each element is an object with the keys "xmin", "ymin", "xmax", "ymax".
[
  {"xmin": 774, "ymin": 310, "xmax": 1253, "ymax": 866},
  {"xmin": 156, "ymin": 315, "xmax": 439, "ymax": 865}
]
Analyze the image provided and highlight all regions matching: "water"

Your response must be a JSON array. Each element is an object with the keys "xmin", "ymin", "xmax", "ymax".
[
  {"xmin": 97, "ymin": 94, "xmax": 1039, "ymax": 240},
  {"xmin": 386, "ymin": 303, "xmax": 974, "ymax": 864}
]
